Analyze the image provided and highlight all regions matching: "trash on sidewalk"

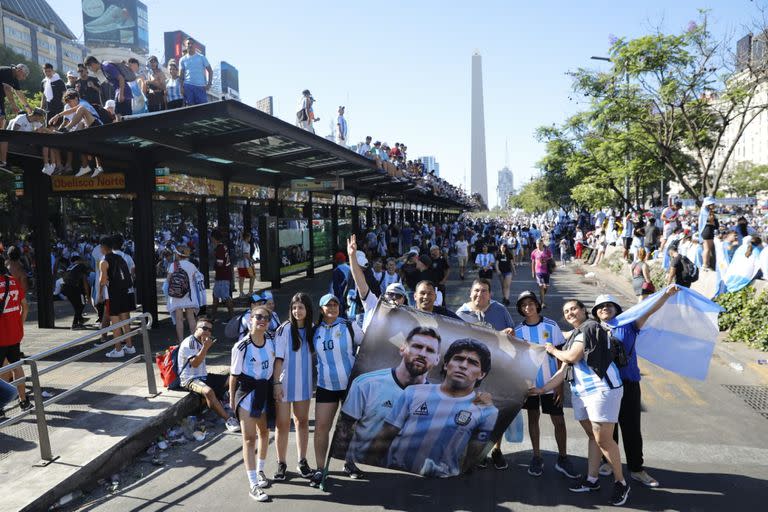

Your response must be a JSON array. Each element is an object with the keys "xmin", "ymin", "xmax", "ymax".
[
  {"xmin": 41, "ymin": 390, "xmax": 54, "ymax": 398},
  {"xmin": 193, "ymin": 430, "xmax": 206, "ymax": 442},
  {"xmin": 53, "ymin": 490, "xmax": 82, "ymax": 508},
  {"xmin": 729, "ymin": 362, "xmax": 744, "ymax": 372}
]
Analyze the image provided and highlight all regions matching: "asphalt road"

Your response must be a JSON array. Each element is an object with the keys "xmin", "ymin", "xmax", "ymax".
[{"xmin": 68, "ymin": 259, "xmax": 768, "ymax": 512}]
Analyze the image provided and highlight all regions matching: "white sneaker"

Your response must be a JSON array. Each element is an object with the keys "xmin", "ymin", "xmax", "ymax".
[
  {"xmin": 105, "ymin": 348, "xmax": 125, "ymax": 358},
  {"xmin": 91, "ymin": 166, "xmax": 104, "ymax": 177},
  {"xmin": 42, "ymin": 164, "xmax": 56, "ymax": 176},
  {"xmin": 225, "ymin": 417, "xmax": 241, "ymax": 432},
  {"xmin": 123, "ymin": 345, "xmax": 136, "ymax": 355},
  {"xmin": 257, "ymin": 470, "xmax": 270, "ymax": 489},
  {"xmin": 75, "ymin": 166, "xmax": 91, "ymax": 177},
  {"xmin": 599, "ymin": 461, "xmax": 613, "ymax": 476}
]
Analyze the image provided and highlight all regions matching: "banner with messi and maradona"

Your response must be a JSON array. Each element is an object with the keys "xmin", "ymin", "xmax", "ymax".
[{"xmin": 329, "ymin": 300, "xmax": 546, "ymax": 477}]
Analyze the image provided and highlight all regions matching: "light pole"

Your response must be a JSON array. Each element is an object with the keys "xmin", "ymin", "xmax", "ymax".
[{"xmin": 591, "ymin": 56, "xmax": 632, "ymax": 209}]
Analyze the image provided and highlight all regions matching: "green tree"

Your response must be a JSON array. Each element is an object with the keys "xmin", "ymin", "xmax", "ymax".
[
  {"xmin": 508, "ymin": 177, "xmax": 557, "ymax": 213},
  {"xmin": 569, "ymin": 12, "xmax": 768, "ymax": 204},
  {"xmin": 726, "ymin": 162, "xmax": 768, "ymax": 197}
]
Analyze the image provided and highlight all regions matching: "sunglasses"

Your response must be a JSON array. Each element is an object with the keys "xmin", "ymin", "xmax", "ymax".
[
  {"xmin": 199, "ymin": 325, "xmax": 213, "ymax": 332},
  {"xmin": 253, "ymin": 314, "xmax": 270, "ymax": 321},
  {"xmin": 385, "ymin": 292, "xmax": 404, "ymax": 300}
]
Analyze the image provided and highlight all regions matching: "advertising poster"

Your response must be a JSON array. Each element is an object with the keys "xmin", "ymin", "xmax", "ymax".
[
  {"xmin": 329, "ymin": 301, "xmax": 545, "ymax": 477},
  {"xmin": 82, "ymin": 0, "xmax": 148, "ymax": 52}
]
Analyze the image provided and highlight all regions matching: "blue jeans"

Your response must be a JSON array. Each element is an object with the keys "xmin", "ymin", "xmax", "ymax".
[
  {"xmin": 0, "ymin": 378, "xmax": 18, "ymax": 409},
  {"xmin": 183, "ymin": 84, "xmax": 208, "ymax": 106}
]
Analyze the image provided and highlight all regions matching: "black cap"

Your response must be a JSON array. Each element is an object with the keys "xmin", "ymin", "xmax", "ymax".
[{"xmin": 516, "ymin": 290, "xmax": 541, "ymax": 317}]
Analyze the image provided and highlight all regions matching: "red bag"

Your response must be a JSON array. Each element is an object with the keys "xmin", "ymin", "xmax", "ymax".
[{"xmin": 156, "ymin": 345, "xmax": 183, "ymax": 390}]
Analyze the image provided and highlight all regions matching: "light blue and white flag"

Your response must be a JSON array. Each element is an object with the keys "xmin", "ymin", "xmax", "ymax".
[
  {"xmin": 696, "ymin": 197, "xmax": 716, "ymax": 243},
  {"xmin": 608, "ymin": 285, "xmax": 723, "ymax": 380},
  {"xmin": 723, "ymin": 238, "xmax": 762, "ymax": 293},
  {"xmin": 711, "ymin": 238, "xmax": 731, "ymax": 299}
]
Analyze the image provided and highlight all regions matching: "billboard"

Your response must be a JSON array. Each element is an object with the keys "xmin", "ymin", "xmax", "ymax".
[
  {"xmin": 220, "ymin": 61, "xmax": 239, "ymax": 99},
  {"xmin": 164, "ymin": 30, "xmax": 206, "ymax": 66},
  {"xmin": 82, "ymin": 0, "xmax": 149, "ymax": 53}
]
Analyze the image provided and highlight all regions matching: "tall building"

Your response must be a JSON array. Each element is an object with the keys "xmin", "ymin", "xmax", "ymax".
[
  {"xmin": 0, "ymin": 0, "xmax": 86, "ymax": 72},
  {"xmin": 417, "ymin": 155, "xmax": 440, "ymax": 176},
  {"xmin": 497, "ymin": 167, "xmax": 514, "ymax": 208},
  {"xmin": 471, "ymin": 51, "xmax": 488, "ymax": 207}
]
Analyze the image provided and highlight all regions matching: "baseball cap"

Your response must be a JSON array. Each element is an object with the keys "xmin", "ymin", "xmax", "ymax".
[
  {"xmin": 66, "ymin": 70, "xmax": 77, "ymax": 78},
  {"xmin": 516, "ymin": 290, "xmax": 541, "ymax": 316},
  {"xmin": 385, "ymin": 282, "xmax": 407, "ymax": 296},
  {"xmin": 249, "ymin": 293, "xmax": 266, "ymax": 304},
  {"xmin": 334, "ymin": 252, "xmax": 347, "ymax": 264},
  {"xmin": 592, "ymin": 294, "xmax": 623, "ymax": 318},
  {"xmin": 356, "ymin": 251, "xmax": 368, "ymax": 267},
  {"xmin": 104, "ymin": 99, "xmax": 116, "ymax": 109},
  {"xmin": 319, "ymin": 293, "xmax": 340, "ymax": 307}
]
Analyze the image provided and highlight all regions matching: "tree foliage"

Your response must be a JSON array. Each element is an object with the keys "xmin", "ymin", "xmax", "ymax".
[
  {"xmin": 725, "ymin": 162, "xmax": 768, "ymax": 197},
  {"xmin": 567, "ymin": 12, "xmax": 768, "ymax": 204},
  {"xmin": 508, "ymin": 178, "xmax": 557, "ymax": 213}
]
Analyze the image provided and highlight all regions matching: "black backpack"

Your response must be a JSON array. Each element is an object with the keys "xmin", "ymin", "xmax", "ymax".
[
  {"xmin": 107, "ymin": 253, "xmax": 133, "ymax": 291},
  {"xmin": 680, "ymin": 256, "xmax": 699, "ymax": 285}
]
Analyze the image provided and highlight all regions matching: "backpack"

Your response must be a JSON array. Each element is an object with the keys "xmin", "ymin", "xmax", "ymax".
[
  {"xmin": 297, "ymin": 108, "xmax": 308, "ymax": 122},
  {"xmin": 155, "ymin": 344, "xmax": 191, "ymax": 390},
  {"xmin": 564, "ymin": 321, "xmax": 627, "ymax": 387},
  {"xmin": 167, "ymin": 262, "xmax": 191, "ymax": 299},
  {"xmin": 63, "ymin": 263, "xmax": 82, "ymax": 287},
  {"xmin": 107, "ymin": 253, "xmax": 133, "ymax": 291},
  {"xmin": 106, "ymin": 60, "xmax": 137, "ymax": 82},
  {"xmin": 680, "ymin": 255, "xmax": 699, "ymax": 285}
]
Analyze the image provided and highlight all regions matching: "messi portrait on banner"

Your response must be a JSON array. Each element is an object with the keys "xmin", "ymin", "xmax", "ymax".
[{"xmin": 329, "ymin": 300, "xmax": 545, "ymax": 478}]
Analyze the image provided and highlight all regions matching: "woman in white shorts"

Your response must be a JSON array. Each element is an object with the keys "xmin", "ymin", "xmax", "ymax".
[{"xmin": 529, "ymin": 299, "xmax": 629, "ymax": 506}]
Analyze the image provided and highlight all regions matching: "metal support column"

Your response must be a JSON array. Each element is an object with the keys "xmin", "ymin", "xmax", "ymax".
[
  {"xmin": 366, "ymin": 201, "xmax": 373, "ymax": 230},
  {"xmin": 133, "ymin": 160, "xmax": 158, "ymax": 324},
  {"xmin": 28, "ymin": 159, "xmax": 54, "ymax": 328},
  {"xmin": 197, "ymin": 200, "xmax": 210, "ymax": 289},
  {"xmin": 305, "ymin": 192, "xmax": 314, "ymax": 278},
  {"xmin": 331, "ymin": 193, "xmax": 339, "ymax": 254}
]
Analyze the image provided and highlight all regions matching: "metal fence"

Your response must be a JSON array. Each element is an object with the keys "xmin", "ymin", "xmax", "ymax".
[{"xmin": 0, "ymin": 314, "xmax": 156, "ymax": 463}]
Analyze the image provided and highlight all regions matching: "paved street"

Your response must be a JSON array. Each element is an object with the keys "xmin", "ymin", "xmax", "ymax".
[{"xmin": 67, "ymin": 260, "xmax": 768, "ymax": 511}]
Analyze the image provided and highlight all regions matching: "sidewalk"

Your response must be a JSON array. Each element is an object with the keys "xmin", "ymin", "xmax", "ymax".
[{"xmin": 0, "ymin": 266, "xmax": 334, "ymax": 511}]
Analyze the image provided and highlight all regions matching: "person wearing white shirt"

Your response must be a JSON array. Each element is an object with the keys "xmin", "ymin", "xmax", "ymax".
[
  {"xmin": 357, "ymin": 136, "xmax": 372, "ymax": 156},
  {"xmin": 455, "ymin": 233, "xmax": 469, "ymax": 280},
  {"xmin": 335, "ymin": 106, "xmax": 348, "ymax": 145}
]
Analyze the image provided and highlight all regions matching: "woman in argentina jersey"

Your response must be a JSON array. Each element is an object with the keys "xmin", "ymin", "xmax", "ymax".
[
  {"xmin": 228, "ymin": 306, "xmax": 276, "ymax": 502},
  {"xmin": 273, "ymin": 293, "xmax": 315, "ymax": 481},
  {"xmin": 529, "ymin": 300, "xmax": 630, "ymax": 506},
  {"xmin": 310, "ymin": 293, "xmax": 364, "ymax": 487}
]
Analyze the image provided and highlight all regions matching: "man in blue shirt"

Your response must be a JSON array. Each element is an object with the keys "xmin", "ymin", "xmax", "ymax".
[{"xmin": 178, "ymin": 37, "xmax": 212, "ymax": 106}]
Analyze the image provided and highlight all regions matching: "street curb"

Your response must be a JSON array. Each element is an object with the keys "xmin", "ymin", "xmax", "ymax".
[{"xmin": 23, "ymin": 391, "xmax": 203, "ymax": 512}]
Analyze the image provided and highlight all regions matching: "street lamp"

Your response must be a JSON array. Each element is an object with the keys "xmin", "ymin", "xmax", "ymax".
[{"xmin": 591, "ymin": 55, "xmax": 633, "ymax": 209}]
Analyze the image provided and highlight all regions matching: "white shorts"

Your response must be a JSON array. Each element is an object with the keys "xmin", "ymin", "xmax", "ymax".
[
  {"xmin": 457, "ymin": 255, "xmax": 468, "ymax": 267},
  {"xmin": 572, "ymin": 387, "xmax": 623, "ymax": 423},
  {"xmin": 663, "ymin": 223, "xmax": 674, "ymax": 238}
]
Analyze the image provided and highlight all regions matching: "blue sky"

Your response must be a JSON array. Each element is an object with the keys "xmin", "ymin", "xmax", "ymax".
[{"xmin": 49, "ymin": 0, "xmax": 754, "ymax": 207}]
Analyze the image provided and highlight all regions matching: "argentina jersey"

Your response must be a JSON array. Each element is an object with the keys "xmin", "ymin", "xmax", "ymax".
[
  {"xmin": 385, "ymin": 384, "xmax": 498, "ymax": 478},
  {"xmin": 515, "ymin": 318, "xmax": 566, "ymax": 392},
  {"xmin": 342, "ymin": 368, "xmax": 406, "ymax": 463},
  {"xmin": 274, "ymin": 324, "xmax": 313, "ymax": 402},
  {"xmin": 379, "ymin": 272, "xmax": 401, "ymax": 294},
  {"xmin": 569, "ymin": 333, "xmax": 623, "ymax": 397},
  {"xmin": 313, "ymin": 319, "xmax": 363, "ymax": 391},
  {"xmin": 230, "ymin": 335, "xmax": 276, "ymax": 381}
]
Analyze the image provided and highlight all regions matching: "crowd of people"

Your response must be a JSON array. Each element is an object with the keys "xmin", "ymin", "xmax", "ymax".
[{"xmin": 0, "ymin": 36, "xmax": 214, "ymax": 177}]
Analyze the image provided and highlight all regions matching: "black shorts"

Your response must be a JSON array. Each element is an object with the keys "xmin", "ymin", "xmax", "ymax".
[
  {"xmin": 524, "ymin": 393, "xmax": 563, "ymax": 416},
  {"xmin": 315, "ymin": 386, "xmax": 347, "ymax": 403},
  {"xmin": 0, "ymin": 343, "xmax": 22, "ymax": 364},
  {"xmin": 107, "ymin": 292, "xmax": 136, "ymax": 316},
  {"xmin": 701, "ymin": 225, "xmax": 715, "ymax": 241},
  {"xmin": 623, "ymin": 238, "xmax": 632, "ymax": 250}
]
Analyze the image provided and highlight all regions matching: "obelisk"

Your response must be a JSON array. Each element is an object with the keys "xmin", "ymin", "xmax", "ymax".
[{"xmin": 471, "ymin": 51, "xmax": 488, "ymax": 208}]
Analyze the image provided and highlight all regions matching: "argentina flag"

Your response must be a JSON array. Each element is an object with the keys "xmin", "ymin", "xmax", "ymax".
[
  {"xmin": 607, "ymin": 286, "xmax": 723, "ymax": 380},
  {"xmin": 723, "ymin": 237, "xmax": 762, "ymax": 293}
]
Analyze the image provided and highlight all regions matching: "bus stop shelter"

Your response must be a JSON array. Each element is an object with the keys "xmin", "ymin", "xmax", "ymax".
[{"xmin": 0, "ymin": 100, "xmax": 472, "ymax": 328}]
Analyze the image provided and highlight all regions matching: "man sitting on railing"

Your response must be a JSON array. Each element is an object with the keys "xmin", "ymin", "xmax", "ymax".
[{"xmin": 178, "ymin": 316, "xmax": 241, "ymax": 433}]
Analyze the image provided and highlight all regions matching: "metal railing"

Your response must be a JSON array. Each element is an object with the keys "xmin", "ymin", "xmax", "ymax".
[{"xmin": 0, "ymin": 313, "xmax": 157, "ymax": 463}]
